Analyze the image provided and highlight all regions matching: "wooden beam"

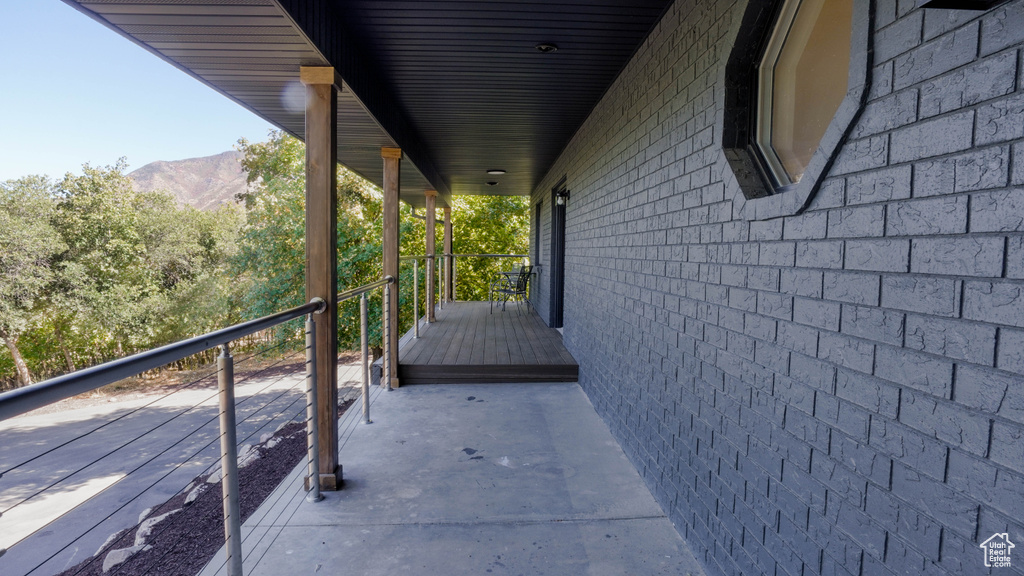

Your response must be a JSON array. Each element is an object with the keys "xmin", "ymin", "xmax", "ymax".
[
  {"xmin": 382, "ymin": 147, "xmax": 401, "ymax": 388},
  {"xmin": 425, "ymin": 190, "xmax": 437, "ymax": 323},
  {"xmin": 303, "ymin": 70, "xmax": 340, "ymax": 490},
  {"xmin": 443, "ymin": 206, "xmax": 453, "ymax": 302}
]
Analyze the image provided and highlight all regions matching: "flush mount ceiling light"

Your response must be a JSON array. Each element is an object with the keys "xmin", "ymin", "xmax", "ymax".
[
  {"xmin": 486, "ymin": 181, "xmax": 499, "ymax": 186},
  {"xmin": 534, "ymin": 43, "xmax": 558, "ymax": 53},
  {"xmin": 486, "ymin": 169, "xmax": 507, "ymax": 175}
]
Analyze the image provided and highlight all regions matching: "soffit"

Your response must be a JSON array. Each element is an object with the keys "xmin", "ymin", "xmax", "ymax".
[{"xmin": 65, "ymin": 1, "xmax": 674, "ymax": 208}]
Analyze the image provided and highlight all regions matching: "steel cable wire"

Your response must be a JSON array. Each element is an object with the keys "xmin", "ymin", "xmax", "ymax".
[
  {"xmin": 0, "ymin": 336, "xmax": 294, "ymax": 479},
  {"xmin": 1, "ymin": 344, "xmax": 300, "ymax": 519},
  {"xmin": 23, "ymin": 349, "xmax": 308, "ymax": 576}
]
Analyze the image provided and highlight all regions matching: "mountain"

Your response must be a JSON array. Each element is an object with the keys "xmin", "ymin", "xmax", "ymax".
[{"xmin": 129, "ymin": 150, "xmax": 248, "ymax": 211}]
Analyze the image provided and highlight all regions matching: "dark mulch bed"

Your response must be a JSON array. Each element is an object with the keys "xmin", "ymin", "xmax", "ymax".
[{"xmin": 56, "ymin": 398, "xmax": 356, "ymax": 576}]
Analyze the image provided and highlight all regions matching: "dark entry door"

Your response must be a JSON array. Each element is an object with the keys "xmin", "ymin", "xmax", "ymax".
[{"xmin": 549, "ymin": 179, "xmax": 567, "ymax": 328}]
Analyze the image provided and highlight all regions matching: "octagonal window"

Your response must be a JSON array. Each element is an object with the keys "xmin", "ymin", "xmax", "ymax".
[{"xmin": 757, "ymin": 0, "xmax": 854, "ymax": 186}]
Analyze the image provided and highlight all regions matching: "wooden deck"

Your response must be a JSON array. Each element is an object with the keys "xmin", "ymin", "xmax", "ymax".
[{"xmin": 398, "ymin": 301, "xmax": 578, "ymax": 384}]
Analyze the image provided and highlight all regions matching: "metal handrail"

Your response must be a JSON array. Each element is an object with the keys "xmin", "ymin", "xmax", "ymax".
[
  {"xmin": 0, "ymin": 298, "xmax": 326, "ymax": 422},
  {"xmin": 0, "ymin": 275, "xmax": 398, "ymax": 576},
  {"xmin": 337, "ymin": 275, "xmax": 394, "ymax": 301}
]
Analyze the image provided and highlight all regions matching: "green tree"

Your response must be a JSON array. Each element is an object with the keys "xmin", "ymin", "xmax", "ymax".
[
  {"xmin": 449, "ymin": 194, "xmax": 530, "ymax": 301},
  {"xmin": 0, "ymin": 176, "xmax": 63, "ymax": 387}
]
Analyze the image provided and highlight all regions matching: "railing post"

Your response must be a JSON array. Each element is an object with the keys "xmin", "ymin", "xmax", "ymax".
[
  {"xmin": 413, "ymin": 259, "xmax": 419, "ymax": 339},
  {"xmin": 383, "ymin": 280, "xmax": 393, "ymax": 391},
  {"xmin": 217, "ymin": 343, "xmax": 243, "ymax": 576},
  {"xmin": 360, "ymin": 293, "xmax": 371, "ymax": 423},
  {"xmin": 452, "ymin": 256, "xmax": 457, "ymax": 301},
  {"xmin": 305, "ymin": 314, "xmax": 322, "ymax": 503}
]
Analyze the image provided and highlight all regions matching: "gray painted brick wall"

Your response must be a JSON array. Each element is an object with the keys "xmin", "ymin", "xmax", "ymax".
[{"xmin": 529, "ymin": 0, "xmax": 1024, "ymax": 574}]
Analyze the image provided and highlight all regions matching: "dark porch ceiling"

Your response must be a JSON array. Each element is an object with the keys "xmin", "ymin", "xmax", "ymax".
[{"xmin": 63, "ymin": 0, "xmax": 672, "ymax": 208}]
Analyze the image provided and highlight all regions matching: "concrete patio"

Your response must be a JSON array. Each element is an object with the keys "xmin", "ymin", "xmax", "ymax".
[{"xmin": 199, "ymin": 382, "xmax": 705, "ymax": 575}]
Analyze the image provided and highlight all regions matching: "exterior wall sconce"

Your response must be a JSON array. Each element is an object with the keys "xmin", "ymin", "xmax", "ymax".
[
  {"xmin": 915, "ymin": 0, "xmax": 1009, "ymax": 8},
  {"xmin": 555, "ymin": 189, "xmax": 570, "ymax": 206}
]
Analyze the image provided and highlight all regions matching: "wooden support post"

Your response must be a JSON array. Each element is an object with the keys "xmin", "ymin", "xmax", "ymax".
[
  {"xmin": 300, "ymin": 66, "xmax": 340, "ymax": 490},
  {"xmin": 443, "ymin": 206, "xmax": 453, "ymax": 303},
  {"xmin": 425, "ymin": 190, "xmax": 437, "ymax": 322},
  {"xmin": 382, "ymin": 147, "xmax": 402, "ymax": 388}
]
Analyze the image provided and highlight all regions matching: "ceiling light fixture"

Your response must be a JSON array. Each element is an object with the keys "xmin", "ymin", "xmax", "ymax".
[
  {"xmin": 486, "ymin": 169, "xmax": 507, "ymax": 175},
  {"xmin": 486, "ymin": 181, "xmax": 499, "ymax": 186},
  {"xmin": 535, "ymin": 43, "xmax": 558, "ymax": 53}
]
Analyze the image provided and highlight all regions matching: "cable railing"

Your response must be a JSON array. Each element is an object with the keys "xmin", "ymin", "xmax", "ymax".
[
  {"xmin": 401, "ymin": 253, "xmax": 530, "ymax": 335},
  {"xmin": 0, "ymin": 276, "xmax": 395, "ymax": 576}
]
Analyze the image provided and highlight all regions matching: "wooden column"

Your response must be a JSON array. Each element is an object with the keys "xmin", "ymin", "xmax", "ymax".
[
  {"xmin": 381, "ymin": 147, "xmax": 401, "ymax": 387},
  {"xmin": 443, "ymin": 206, "xmax": 453, "ymax": 302},
  {"xmin": 424, "ymin": 190, "xmax": 437, "ymax": 322},
  {"xmin": 300, "ymin": 66, "xmax": 340, "ymax": 490}
]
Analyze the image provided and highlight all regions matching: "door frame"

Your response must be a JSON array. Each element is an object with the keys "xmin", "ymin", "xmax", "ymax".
[{"xmin": 549, "ymin": 177, "xmax": 567, "ymax": 328}]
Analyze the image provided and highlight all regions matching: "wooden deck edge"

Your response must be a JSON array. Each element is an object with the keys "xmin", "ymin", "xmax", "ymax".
[{"xmin": 398, "ymin": 364, "xmax": 578, "ymax": 385}]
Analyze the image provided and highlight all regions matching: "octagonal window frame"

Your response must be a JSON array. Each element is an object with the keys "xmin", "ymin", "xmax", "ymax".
[{"xmin": 719, "ymin": 0, "xmax": 873, "ymax": 221}]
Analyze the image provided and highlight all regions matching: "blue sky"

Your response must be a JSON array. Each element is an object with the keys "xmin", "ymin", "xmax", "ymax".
[{"xmin": 0, "ymin": 1, "xmax": 276, "ymax": 181}]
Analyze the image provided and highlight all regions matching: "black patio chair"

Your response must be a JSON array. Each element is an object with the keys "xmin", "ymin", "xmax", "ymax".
[{"xmin": 490, "ymin": 265, "xmax": 532, "ymax": 314}]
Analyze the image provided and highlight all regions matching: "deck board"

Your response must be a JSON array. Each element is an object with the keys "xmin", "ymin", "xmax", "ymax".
[{"xmin": 398, "ymin": 301, "xmax": 578, "ymax": 384}]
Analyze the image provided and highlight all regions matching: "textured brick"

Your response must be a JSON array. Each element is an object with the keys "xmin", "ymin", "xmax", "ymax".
[
  {"xmin": 841, "ymin": 304, "xmax": 904, "ymax": 346},
  {"xmin": 885, "ymin": 195, "xmax": 968, "ymax": 236},
  {"xmin": 955, "ymin": 364, "xmax": 1024, "ymax": 425},
  {"xmin": 990, "ymin": 421, "xmax": 1024, "ymax": 476},
  {"xmin": 970, "ymin": 188, "xmax": 1024, "ymax": 232},
  {"xmin": 880, "ymin": 276, "xmax": 960, "ymax": 317},
  {"xmin": 830, "ymin": 432, "xmax": 891, "ymax": 487},
  {"xmin": 923, "ymin": 5, "xmax": 980, "ymax": 41},
  {"xmin": 796, "ymin": 240, "xmax": 844, "ymax": 269},
  {"xmin": 868, "ymin": 419, "xmax": 948, "ymax": 481},
  {"xmin": 946, "ymin": 449, "xmax": 1024, "ymax": 523},
  {"xmin": 890, "ymin": 111, "xmax": 975, "ymax": 163},
  {"xmin": 777, "ymin": 321, "xmax": 818, "ymax": 357},
  {"xmin": 876, "ymin": 346, "xmax": 953, "ymax": 398},
  {"xmin": 827, "ymin": 205, "xmax": 885, "ymax": 239},
  {"xmin": 980, "ymin": 0, "xmax": 1024, "ymax": 55},
  {"xmin": 826, "ymin": 338, "xmax": 883, "ymax": 383},
  {"xmin": 845, "ymin": 239, "xmax": 910, "ymax": 272},
  {"xmin": 866, "ymin": 484, "xmax": 943, "ymax": 560},
  {"xmin": 850, "ymin": 89, "xmax": 918, "ymax": 139},
  {"xmin": 783, "ymin": 211, "xmax": 828, "ymax": 240},
  {"xmin": 833, "ymin": 136, "xmax": 889, "ymax": 175},
  {"xmin": 522, "ymin": 2, "xmax": 1024, "ymax": 574},
  {"xmin": 891, "ymin": 461, "xmax": 979, "ymax": 539},
  {"xmin": 963, "ymin": 280, "xmax": 1024, "ymax": 327},
  {"xmin": 1015, "ymin": 143, "xmax": 1024, "ymax": 186},
  {"xmin": 759, "ymin": 241, "xmax": 796, "ymax": 267},
  {"xmin": 911, "ymin": 158, "xmax": 955, "ymax": 197},
  {"xmin": 919, "ymin": 50, "xmax": 1016, "ymax": 118},
  {"xmin": 875, "ymin": 9, "xmax": 923, "ymax": 63},
  {"xmin": 846, "ymin": 166, "xmax": 912, "ymax": 205},
  {"xmin": 790, "ymin": 353, "xmax": 837, "ymax": 393},
  {"xmin": 780, "ymin": 269, "xmax": 823, "ymax": 298},
  {"xmin": 997, "ymin": 327, "xmax": 1024, "ymax": 375},
  {"xmin": 836, "ymin": 369, "xmax": 900, "ymax": 419},
  {"xmin": 976, "ymin": 92, "xmax": 1024, "ymax": 145},
  {"xmin": 900, "ymin": 390, "xmax": 990, "ymax": 456},
  {"xmin": 794, "ymin": 297, "xmax": 840, "ymax": 331},
  {"xmin": 910, "ymin": 236, "xmax": 1004, "ymax": 277},
  {"xmin": 953, "ymin": 145, "xmax": 1010, "ymax": 192},
  {"xmin": 893, "ymin": 22, "xmax": 979, "ymax": 89},
  {"xmin": 905, "ymin": 315, "xmax": 996, "ymax": 365},
  {"xmin": 823, "ymin": 271, "xmax": 880, "ymax": 306},
  {"xmin": 1008, "ymin": 236, "xmax": 1024, "ymax": 280}
]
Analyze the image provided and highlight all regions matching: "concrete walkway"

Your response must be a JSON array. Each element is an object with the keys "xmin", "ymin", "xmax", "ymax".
[{"xmin": 201, "ymin": 383, "xmax": 705, "ymax": 576}]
